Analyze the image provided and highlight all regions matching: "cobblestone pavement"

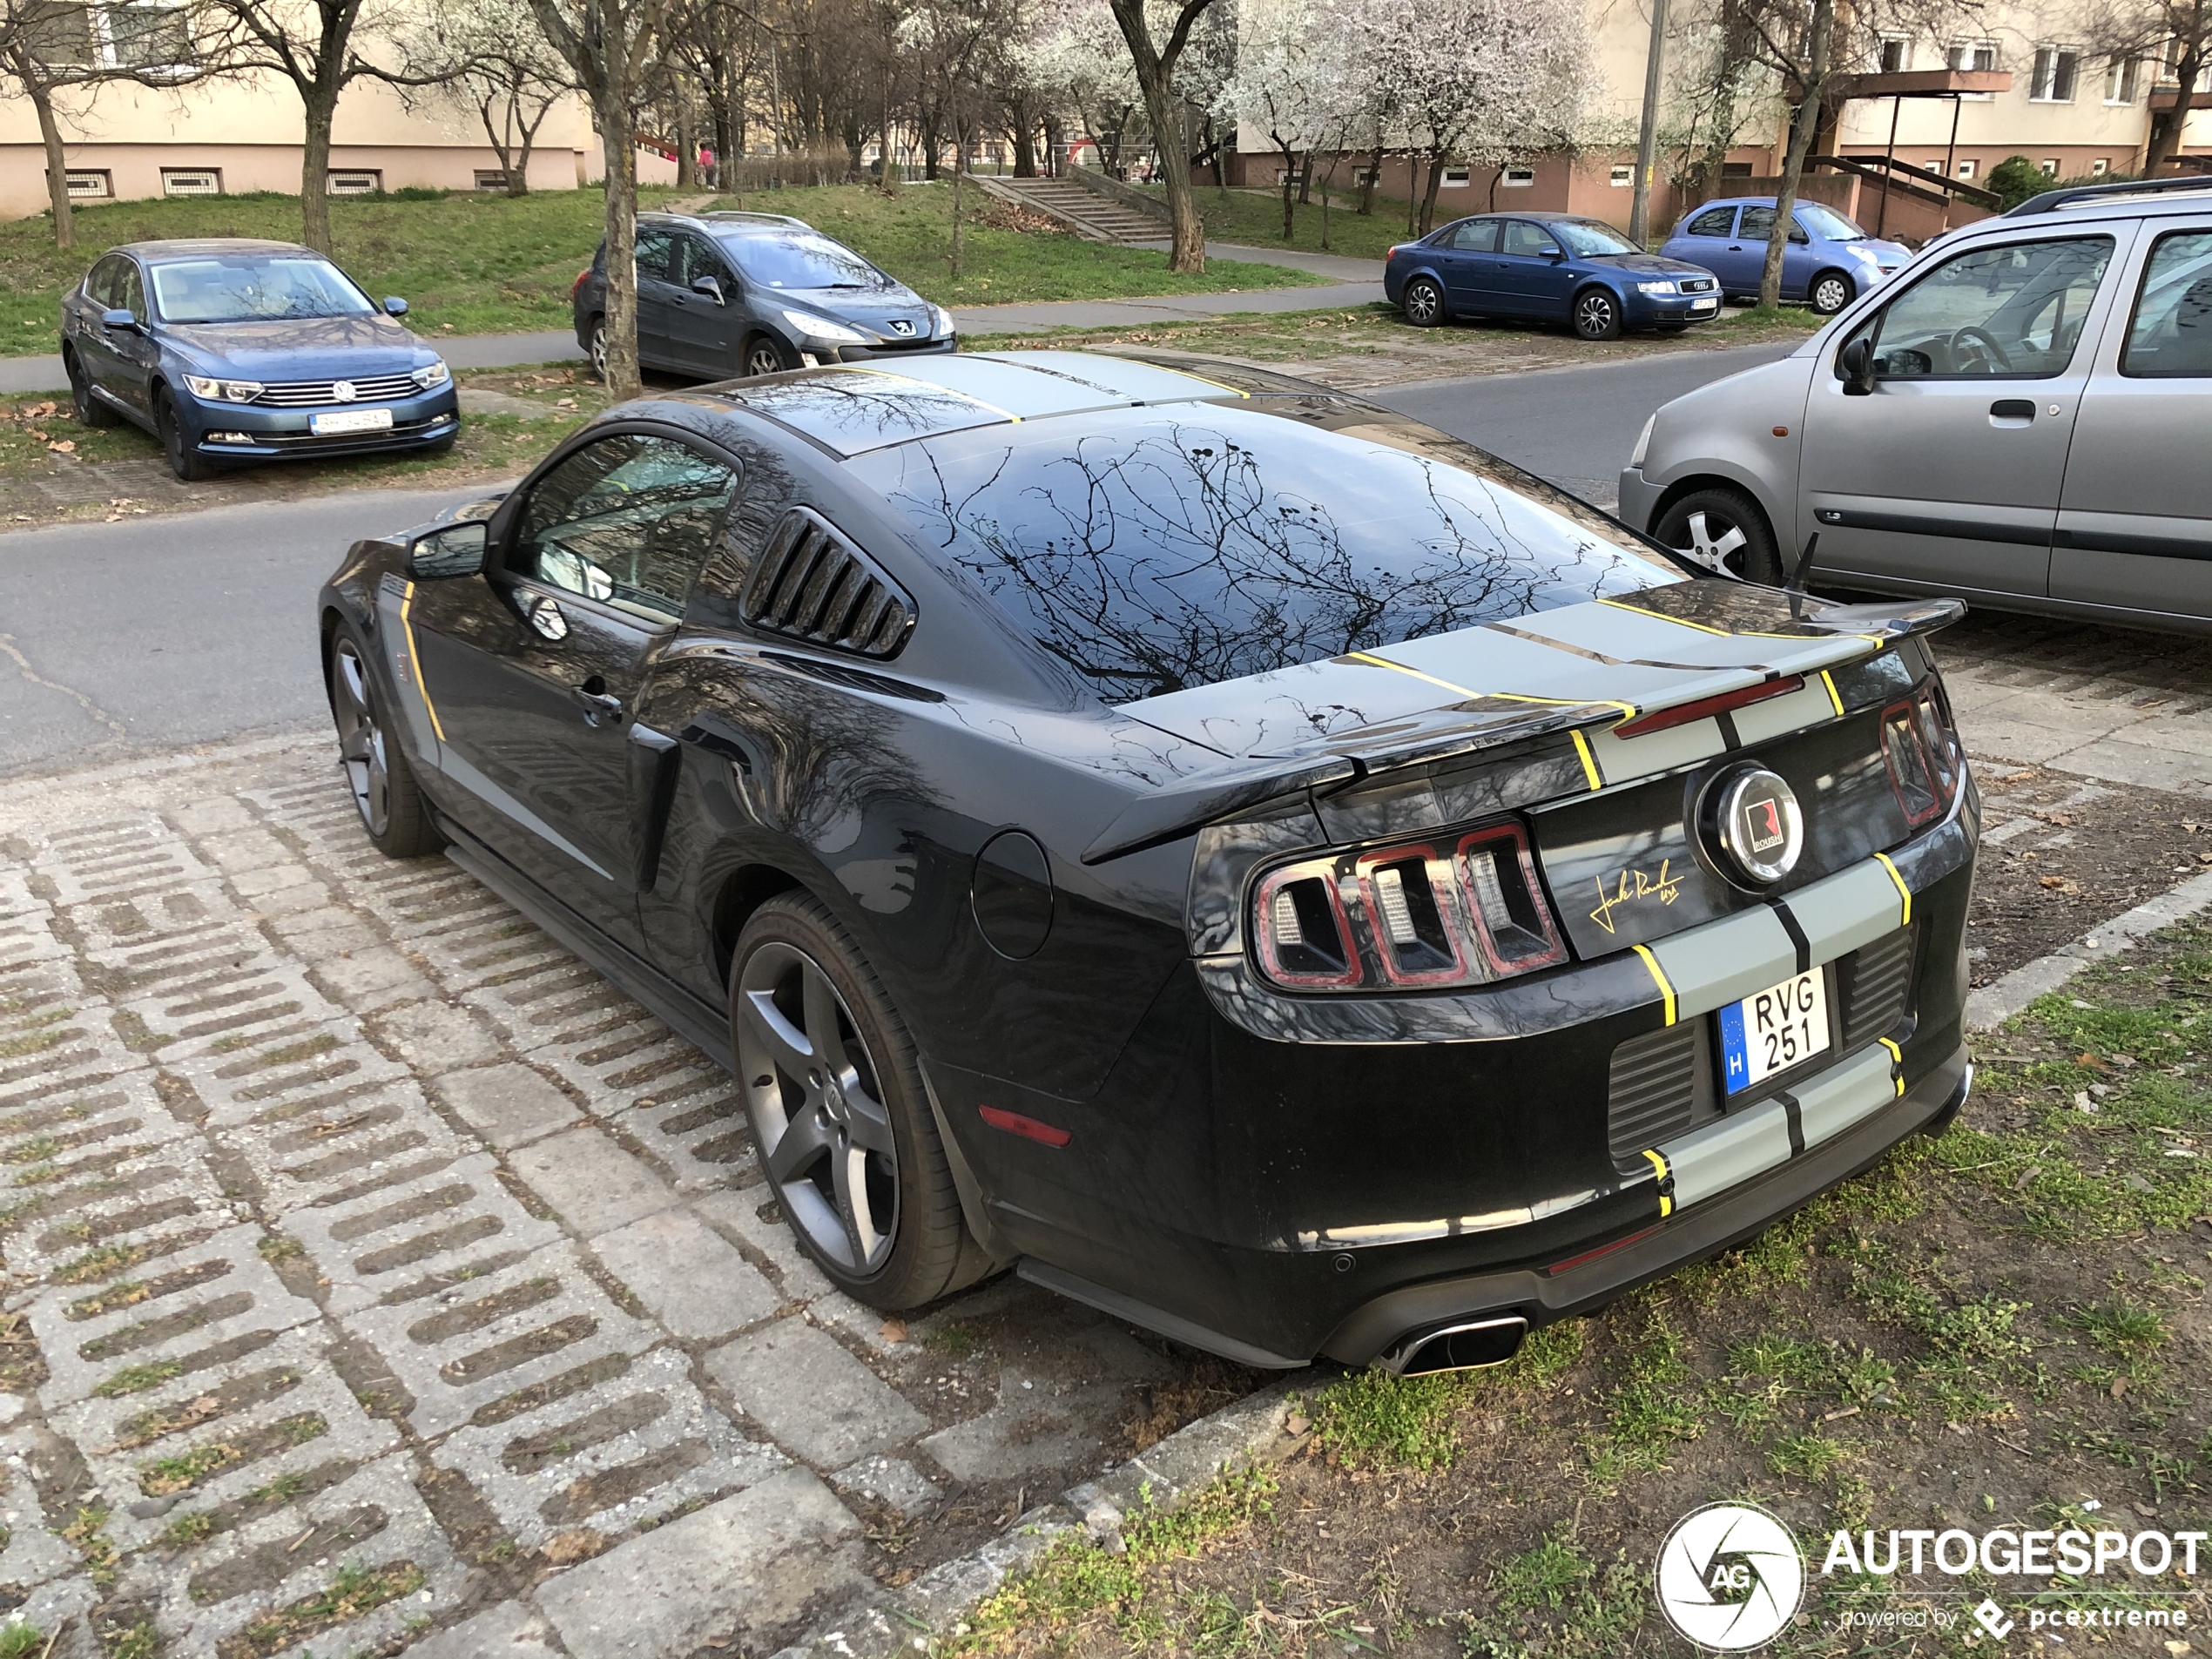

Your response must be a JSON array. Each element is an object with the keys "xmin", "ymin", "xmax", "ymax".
[{"xmin": 0, "ymin": 736, "xmax": 1226, "ymax": 1659}]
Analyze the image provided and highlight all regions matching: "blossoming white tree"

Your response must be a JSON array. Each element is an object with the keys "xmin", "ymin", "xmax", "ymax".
[{"xmin": 1217, "ymin": 0, "xmax": 1360, "ymax": 239}]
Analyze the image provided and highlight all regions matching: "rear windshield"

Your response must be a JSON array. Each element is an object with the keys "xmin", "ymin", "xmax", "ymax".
[
  {"xmin": 853, "ymin": 404, "xmax": 1678, "ymax": 702},
  {"xmin": 720, "ymin": 232, "xmax": 894, "ymax": 291},
  {"xmin": 149, "ymin": 256, "xmax": 374, "ymax": 323}
]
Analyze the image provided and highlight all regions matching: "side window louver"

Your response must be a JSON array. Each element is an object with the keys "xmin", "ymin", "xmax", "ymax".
[{"xmin": 737, "ymin": 508, "xmax": 916, "ymax": 659}]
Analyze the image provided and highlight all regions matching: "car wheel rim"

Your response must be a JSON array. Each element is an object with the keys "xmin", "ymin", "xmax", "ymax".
[
  {"xmin": 332, "ymin": 640, "xmax": 390, "ymax": 837},
  {"xmin": 1673, "ymin": 508, "xmax": 1750, "ymax": 575},
  {"xmin": 1578, "ymin": 295, "xmax": 1613, "ymax": 334},
  {"xmin": 1817, "ymin": 279, "xmax": 1848, "ymax": 313},
  {"xmin": 589, "ymin": 327, "xmax": 607, "ymax": 378},
  {"xmin": 747, "ymin": 345, "xmax": 783, "ymax": 376},
  {"xmin": 738, "ymin": 941, "xmax": 900, "ymax": 1276},
  {"xmin": 1407, "ymin": 286, "xmax": 1438, "ymax": 322}
]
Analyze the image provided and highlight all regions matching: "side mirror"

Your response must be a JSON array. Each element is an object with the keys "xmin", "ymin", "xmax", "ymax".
[
  {"xmin": 690, "ymin": 274, "xmax": 725, "ymax": 306},
  {"xmin": 407, "ymin": 520, "xmax": 486, "ymax": 578},
  {"xmin": 383, "ymin": 296, "xmax": 408, "ymax": 316},
  {"xmin": 1540, "ymin": 244, "xmax": 1564, "ymax": 260},
  {"xmin": 100, "ymin": 307, "xmax": 139, "ymax": 330},
  {"xmin": 1838, "ymin": 336, "xmax": 1878, "ymax": 396},
  {"xmin": 1788, "ymin": 229, "xmax": 1810, "ymax": 245}
]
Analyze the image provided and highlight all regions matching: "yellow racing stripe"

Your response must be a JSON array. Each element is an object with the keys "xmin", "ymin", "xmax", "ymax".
[
  {"xmin": 1631, "ymin": 944, "xmax": 1676, "ymax": 1026},
  {"xmin": 1872, "ymin": 852, "xmax": 1912, "ymax": 926},
  {"xmin": 1878, "ymin": 1036, "xmax": 1905, "ymax": 1096},
  {"xmin": 1819, "ymin": 669, "xmax": 1844, "ymax": 717},
  {"xmin": 1640, "ymin": 1148, "xmax": 1673, "ymax": 1216},
  {"xmin": 399, "ymin": 582, "xmax": 446, "ymax": 743},
  {"xmin": 1570, "ymin": 728, "xmax": 1602, "ymax": 791},
  {"xmin": 1345, "ymin": 651, "xmax": 1635, "ymax": 719}
]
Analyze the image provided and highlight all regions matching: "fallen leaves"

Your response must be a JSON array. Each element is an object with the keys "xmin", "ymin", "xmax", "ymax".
[{"xmin": 2039, "ymin": 873, "xmax": 2081, "ymax": 894}]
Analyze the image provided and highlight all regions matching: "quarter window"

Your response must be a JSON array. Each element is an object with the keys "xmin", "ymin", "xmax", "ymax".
[
  {"xmin": 84, "ymin": 256, "xmax": 125, "ymax": 309},
  {"xmin": 513, "ymin": 434, "xmax": 738, "ymax": 620},
  {"xmin": 634, "ymin": 229, "xmax": 677, "ymax": 282},
  {"xmin": 1684, "ymin": 206, "xmax": 1737, "ymax": 237},
  {"xmin": 2121, "ymin": 231, "xmax": 2212, "ymax": 377},
  {"xmin": 1861, "ymin": 236, "xmax": 2114, "ymax": 381}
]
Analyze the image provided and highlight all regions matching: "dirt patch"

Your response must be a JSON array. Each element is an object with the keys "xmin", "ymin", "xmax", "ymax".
[
  {"xmin": 1970, "ymin": 765, "xmax": 2212, "ymax": 986},
  {"xmin": 949, "ymin": 927, "xmax": 2212, "ymax": 1659}
]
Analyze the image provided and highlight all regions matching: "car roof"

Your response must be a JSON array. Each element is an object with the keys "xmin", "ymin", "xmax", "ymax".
[
  {"xmin": 638, "ymin": 209, "xmax": 816, "ymax": 237},
  {"xmin": 2000, "ymin": 178, "xmax": 2212, "ymax": 224},
  {"xmin": 113, "ymin": 239, "xmax": 316, "ymax": 262},
  {"xmin": 688, "ymin": 351, "xmax": 1287, "ymax": 459}
]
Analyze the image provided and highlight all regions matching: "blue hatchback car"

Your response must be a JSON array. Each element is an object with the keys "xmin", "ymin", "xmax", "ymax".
[
  {"xmin": 1657, "ymin": 198, "xmax": 1912, "ymax": 314},
  {"xmin": 60, "ymin": 239, "xmax": 461, "ymax": 481},
  {"xmin": 1386, "ymin": 213, "xmax": 1723, "ymax": 340}
]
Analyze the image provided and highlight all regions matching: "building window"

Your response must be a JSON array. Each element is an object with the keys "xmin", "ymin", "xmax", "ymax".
[
  {"xmin": 2091, "ymin": 157, "xmax": 2110, "ymax": 174},
  {"xmin": 1949, "ymin": 39, "xmax": 2000, "ymax": 97},
  {"xmin": 1610, "ymin": 164, "xmax": 1634, "ymax": 186},
  {"xmin": 1721, "ymin": 160, "xmax": 1754, "ymax": 177},
  {"xmin": 1956, "ymin": 158, "xmax": 1978, "ymax": 179},
  {"xmin": 23, "ymin": 3, "xmax": 96, "ymax": 67},
  {"xmin": 160, "ymin": 167, "xmax": 220, "ymax": 196},
  {"xmin": 1440, "ymin": 166, "xmax": 1470, "ymax": 188},
  {"xmin": 473, "ymin": 170, "xmax": 508, "ymax": 190},
  {"xmin": 1354, "ymin": 167, "xmax": 1380, "ymax": 186},
  {"xmin": 2040, "ymin": 158, "xmax": 2060, "ymax": 174},
  {"xmin": 1501, "ymin": 165, "xmax": 1534, "ymax": 187},
  {"xmin": 1878, "ymin": 37, "xmax": 1908, "ymax": 72},
  {"xmin": 327, "ymin": 169, "xmax": 381, "ymax": 194},
  {"xmin": 103, "ymin": 2, "xmax": 191, "ymax": 69},
  {"xmin": 2106, "ymin": 56, "xmax": 2142, "ymax": 103},
  {"xmin": 2031, "ymin": 46, "xmax": 2080, "ymax": 101},
  {"xmin": 64, "ymin": 170, "xmax": 112, "ymax": 199}
]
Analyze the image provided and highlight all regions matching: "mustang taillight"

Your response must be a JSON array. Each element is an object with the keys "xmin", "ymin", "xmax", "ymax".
[
  {"xmin": 1252, "ymin": 819, "xmax": 1567, "ymax": 993},
  {"xmin": 1880, "ymin": 679, "xmax": 1964, "ymax": 827}
]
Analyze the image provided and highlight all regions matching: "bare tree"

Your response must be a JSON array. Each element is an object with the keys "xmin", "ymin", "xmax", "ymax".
[
  {"xmin": 399, "ymin": 0, "xmax": 575, "ymax": 196},
  {"xmin": 530, "ymin": 0, "xmax": 677, "ymax": 400},
  {"xmin": 1106, "ymin": 0, "xmax": 1215, "ymax": 271},
  {"xmin": 2087, "ymin": 0, "xmax": 2211, "ymax": 173}
]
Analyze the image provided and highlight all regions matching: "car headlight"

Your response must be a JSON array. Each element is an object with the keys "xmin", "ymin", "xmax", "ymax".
[
  {"xmin": 1629, "ymin": 412, "xmax": 1657, "ymax": 469},
  {"xmin": 183, "ymin": 374, "xmax": 263, "ymax": 402},
  {"xmin": 930, "ymin": 303, "xmax": 956, "ymax": 339},
  {"xmin": 779, "ymin": 308, "xmax": 867, "ymax": 346},
  {"xmin": 1636, "ymin": 280, "xmax": 1679, "ymax": 295},
  {"xmin": 412, "ymin": 360, "xmax": 450, "ymax": 388}
]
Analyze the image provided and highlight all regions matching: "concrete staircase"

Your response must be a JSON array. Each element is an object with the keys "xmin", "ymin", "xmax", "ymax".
[{"xmin": 979, "ymin": 174, "xmax": 1169, "ymax": 243}]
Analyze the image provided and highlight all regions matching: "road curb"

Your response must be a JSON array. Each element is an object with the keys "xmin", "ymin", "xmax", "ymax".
[
  {"xmin": 1966, "ymin": 869, "xmax": 2212, "ymax": 1030},
  {"xmin": 773, "ymin": 1368, "xmax": 1327, "ymax": 1659}
]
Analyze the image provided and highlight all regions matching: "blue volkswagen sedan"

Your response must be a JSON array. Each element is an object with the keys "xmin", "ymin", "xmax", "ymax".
[
  {"xmin": 1658, "ymin": 198, "xmax": 1912, "ymax": 314},
  {"xmin": 1385, "ymin": 214, "xmax": 1722, "ymax": 340},
  {"xmin": 60, "ymin": 239, "xmax": 460, "ymax": 481}
]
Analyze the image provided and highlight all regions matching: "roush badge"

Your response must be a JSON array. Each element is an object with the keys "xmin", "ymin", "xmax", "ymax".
[{"xmin": 1706, "ymin": 765, "xmax": 1804, "ymax": 885}]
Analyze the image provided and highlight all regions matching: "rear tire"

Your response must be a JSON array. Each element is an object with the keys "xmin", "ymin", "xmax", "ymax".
[
  {"xmin": 1401, "ymin": 277, "xmax": 1445, "ymax": 327},
  {"xmin": 733, "ymin": 893, "xmax": 995, "ymax": 1309},
  {"xmin": 65, "ymin": 350, "xmax": 119, "ymax": 428},
  {"xmin": 327, "ymin": 624, "xmax": 442, "ymax": 858},
  {"xmin": 155, "ymin": 390, "xmax": 219, "ymax": 482},
  {"xmin": 1572, "ymin": 287, "xmax": 1623, "ymax": 341},
  {"xmin": 584, "ymin": 316, "xmax": 609, "ymax": 381},
  {"xmin": 1654, "ymin": 485, "xmax": 1783, "ymax": 585},
  {"xmin": 1808, "ymin": 270, "xmax": 1855, "ymax": 315}
]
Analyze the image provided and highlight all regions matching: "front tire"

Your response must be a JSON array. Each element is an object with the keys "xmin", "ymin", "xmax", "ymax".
[
  {"xmin": 1809, "ymin": 270, "xmax": 1855, "ymax": 315},
  {"xmin": 1400, "ymin": 277, "xmax": 1445, "ymax": 327},
  {"xmin": 155, "ymin": 390, "xmax": 218, "ymax": 482},
  {"xmin": 327, "ymin": 625, "xmax": 442, "ymax": 858},
  {"xmin": 743, "ymin": 333, "xmax": 795, "ymax": 377},
  {"xmin": 66, "ymin": 350, "xmax": 119, "ymax": 428},
  {"xmin": 733, "ymin": 894, "xmax": 993, "ymax": 1308},
  {"xmin": 1573, "ymin": 287, "xmax": 1623, "ymax": 341},
  {"xmin": 1654, "ymin": 485, "xmax": 1783, "ymax": 584}
]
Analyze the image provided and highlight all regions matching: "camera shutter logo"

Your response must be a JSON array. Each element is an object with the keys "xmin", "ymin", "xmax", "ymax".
[{"xmin": 1655, "ymin": 1501, "xmax": 1804, "ymax": 1650}]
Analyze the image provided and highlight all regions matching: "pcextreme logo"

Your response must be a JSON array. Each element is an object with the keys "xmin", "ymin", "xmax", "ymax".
[{"xmin": 1654, "ymin": 1501, "xmax": 1806, "ymax": 1650}]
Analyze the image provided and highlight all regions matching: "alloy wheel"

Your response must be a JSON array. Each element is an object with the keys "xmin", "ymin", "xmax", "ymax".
[
  {"xmin": 1404, "ymin": 280, "xmax": 1442, "ymax": 326},
  {"xmin": 587, "ymin": 320, "xmax": 609, "ymax": 381},
  {"xmin": 331, "ymin": 638, "xmax": 391, "ymax": 838},
  {"xmin": 746, "ymin": 341, "xmax": 787, "ymax": 377},
  {"xmin": 1575, "ymin": 292, "xmax": 1617, "ymax": 339},
  {"xmin": 737, "ymin": 941, "xmax": 900, "ymax": 1275},
  {"xmin": 1674, "ymin": 508, "xmax": 1749, "ymax": 573}
]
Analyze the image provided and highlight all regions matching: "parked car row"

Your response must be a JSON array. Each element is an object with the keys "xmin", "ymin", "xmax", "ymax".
[
  {"xmin": 54, "ymin": 209, "xmax": 938, "ymax": 482},
  {"xmin": 1385, "ymin": 196, "xmax": 1913, "ymax": 339}
]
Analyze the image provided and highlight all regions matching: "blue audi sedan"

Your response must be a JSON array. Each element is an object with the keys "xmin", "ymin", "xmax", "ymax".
[
  {"xmin": 59, "ymin": 239, "xmax": 460, "ymax": 481},
  {"xmin": 1385, "ymin": 214, "xmax": 1722, "ymax": 340}
]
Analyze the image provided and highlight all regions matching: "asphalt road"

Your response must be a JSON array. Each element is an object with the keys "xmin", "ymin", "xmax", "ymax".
[
  {"xmin": 0, "ymin": 341, "xmax": 1793, "ymax": 779},
  {"xmin": 1370, "ymin": 340, "xmax": 1800, "ymax": 509},
  {"xmin": 0, "ymin": 482, "xmax": 498, "ymax": 777}
]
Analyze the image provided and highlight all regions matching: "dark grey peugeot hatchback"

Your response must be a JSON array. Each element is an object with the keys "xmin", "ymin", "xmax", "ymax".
[{"xmin": 571, "ymin": 210, "xmax": 955, "ymax": 382}]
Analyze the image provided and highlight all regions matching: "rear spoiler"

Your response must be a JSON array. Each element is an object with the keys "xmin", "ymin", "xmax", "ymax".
[{"xmin": 1079, "ymin": 594, "xmax": 1964, "ymax": 865}]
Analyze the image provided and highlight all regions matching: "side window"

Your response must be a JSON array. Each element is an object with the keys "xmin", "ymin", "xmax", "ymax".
[
  {"xmin": 2121, "ymin": 229, "xmax": 2212, "ymax": 377},
  {"xmin": 118, "ymin": 263, "xmax": 146, "ymax": 322},
  {"xmin": 1685, "ymin": 206, "xmax": 1737, "ymax": 238},
  {"xmin": 513, "ymin": 433, "xmax": 738, "ymax": 620},
  {"xmin": 687, "ymin": 238, "xmax": 734, "ymax": 287},
  {"xmin": 1447, "ymin": 219, "xmax": 1500, "ymax": 253},
  {"xmin": 1737, "ymin": 206, "xmax": 1776, "ymax": 241},
  {"xmin": 85, "ymin": 257, "xmax": 121, "ymax": 308},
  {"xmin": 1865, "ymin": 236, "xmax": 2114, "ymax": 381},
  {"xmin": 1501, "ymin": 220, "xmax": 1555, "ymax": 256},
  {"xmin": 634, "ymin": 229, "xmax": 675, "ymax": 283}
]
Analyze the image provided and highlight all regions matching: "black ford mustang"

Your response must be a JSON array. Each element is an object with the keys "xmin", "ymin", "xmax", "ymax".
[{"xmin": 317, "ymin": 349, "xmax": 1978, "ymax": 1374}]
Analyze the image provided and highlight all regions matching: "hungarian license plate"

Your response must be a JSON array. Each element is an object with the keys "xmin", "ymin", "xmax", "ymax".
[
  {"xmin": 1692, "ymin": 296, "xmax": 1719, "ymax": 312},
  {"xmin": 1718, "ymin": 970, "xmax": 1829, "ymax": 1092},
  {"xmin": 310, "ymin": 407, "xmax": 394, "ymax": 435}
]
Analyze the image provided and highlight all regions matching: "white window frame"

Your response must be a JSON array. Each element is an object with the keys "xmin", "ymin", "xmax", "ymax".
[
  {"xmin": 1609, "ymin": 164, "xmax": 1635, "ymax": 187},
  {"xmin": 1440, "ymin": 166, "xmax": 1470, "ymax": 188},
  {"xmin": 2030, "ymin": 44, "xmax": 2081, "ymax": 103},
  {"xmin": 1501, "ymin": 165, "xmax": 1535, "ymax": 188},
  {"xmin": 1956, "ymin": 158, "xmax": 1978, "ymax": 179},
  {"xmin": 1877, "ymin": 36, "xmax": 1910, "ymax": 73},
  {"xmin": 2105, "ymin": 55, "xmax": 2142, "ymax": 104},
  {"xmin": 2040, "ymin": 158, "xmax": 2060, "ymax": 174},
  {"xmin": 1949, "ymin": 39, "xmax": 2000, "ymax": 98},
  {"xmin": 2090, "ymin": 158, "xmax": 2111, "ymax": 174},
  {"xmin": 326, "ymin": 168, "xmax": 382, "ymax": 195},
  {"xmin": 160, "ymin": 166, "xmax": 221, "ymax": 196},
  {"xmin": 95, "ymin": 0, "xmax": 192, "ymax": 74},
  {"xmin": 64, "ymin": 169, "xmax": 112, "ymax": 199}
]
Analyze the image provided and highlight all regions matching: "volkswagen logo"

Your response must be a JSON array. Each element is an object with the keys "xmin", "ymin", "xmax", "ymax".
[
  {"xmin": 332, "ymin": 380, "xmax": 357, "ymax": 402},
  {"xmin": 889, "ymin": 319, "xmax": 915, "ymax": 336},
  {"xmin": 1703, "ymin": 765, "xmax": 1804, "ymax": 886}
]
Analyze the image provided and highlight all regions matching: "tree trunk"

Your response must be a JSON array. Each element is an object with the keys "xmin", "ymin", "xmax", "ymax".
[
  {"xmin": 1296, "ymin": 152, "xmax": 1312, "ymax": 205},
  {"xmin": 1012, "ymin": 112, "xmax": 1037, "ymax": 177},
  {"xmin": 300, "ymin": 83, "xmax": 340, "ymax": 255},
  {"xmin": 950, "ymin": 102, "xmax": 966, "ymax": 276},
  {"xmin": 2147, "ymin": 36, "xmax": 2205, "ymax": 173},
  {"xmin": 1418, "ymin": 149, "xmax": 1445, "ymax": 234},
  {"xmin": 25, "ymin": 73, "xmax": 74, "ymax": 251},
  {"xmin": 596, "ymin": 86, "xmax": 644, "ymax": 401},
  {"xmin": 1278, "ymin": 141, "xmax": 1295, "ymax": 238},
  {"xmin": 1107, "ymin": 0, "xmax": 1207, "ymax": 273},
  {"xmin": 1759, "ymin": 0, "xmax": 1832, "ymax": 309},
  {"xmin": 676, "ymin": 100, "xmax": 697, "ymax": 187},
  {"xmin": 1359, "ymin": 126, "xmax": 1383, "ymax": 215}
]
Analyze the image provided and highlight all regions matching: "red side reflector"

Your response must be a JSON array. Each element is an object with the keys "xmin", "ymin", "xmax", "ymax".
[
  {"xmin": 979, "ymin": 1105, "xmax": 1071, "ymax": 1147},
  {"xmin": 1613, "ymin": 675, "xmax": 1804, "ymax": 739},
  {"xmin": 1547, "ymin": 1223, "xmax": 1662, "ymax": 1276}
]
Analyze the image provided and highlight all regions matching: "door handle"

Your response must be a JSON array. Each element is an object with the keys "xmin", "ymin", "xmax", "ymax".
[
  {"xmin": 572, "ymin": 678, "xmax": 624, "ymax": 726},
  {"xmin": 1990, "ymin": 398, "xmax": 2037, "ymax": 421}
]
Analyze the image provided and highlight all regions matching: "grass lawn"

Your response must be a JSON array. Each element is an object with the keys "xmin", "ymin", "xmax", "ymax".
[
  {"xmin": 0, "ymin": 183, "xmax": 1322, "ymax": 355},
  {"xmin": 1168, "ymin": 181, "xmax": 1426, "ymax": 260},
  {"xmin": 947, "ymin": 927, "xmax": 2212, "ymax": 1658}
]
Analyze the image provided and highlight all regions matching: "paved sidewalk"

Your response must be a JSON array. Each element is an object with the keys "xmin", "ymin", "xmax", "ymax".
[{"xmin": 0, "ymin": 735, "xmax": 1219, "ymax": 1657}]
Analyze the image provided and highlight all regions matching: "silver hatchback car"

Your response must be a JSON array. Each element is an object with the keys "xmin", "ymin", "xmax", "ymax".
[{"xmin": 1620, "ymin": 178, "xmax": 2212, "ymax": 632}]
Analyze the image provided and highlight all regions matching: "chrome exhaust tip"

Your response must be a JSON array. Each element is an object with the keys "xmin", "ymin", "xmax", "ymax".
[{"xmin": 1374, "ymin": 1314, "xmax": 1528, "ymax": 1377}]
